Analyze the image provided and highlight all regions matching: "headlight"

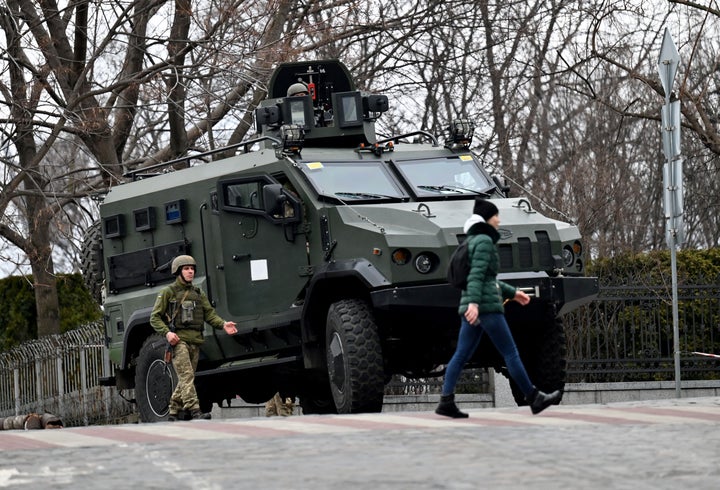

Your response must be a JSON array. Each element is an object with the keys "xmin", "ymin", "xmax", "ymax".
[
  {"xmin": 414, "ymin": 253, "xmax": 434, "ymax": 274},
  {"xmin": 562, "ymin": 246, "xmax": 574, "ymax": 267}
]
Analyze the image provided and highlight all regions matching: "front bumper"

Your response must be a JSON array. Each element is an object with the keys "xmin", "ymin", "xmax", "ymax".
[{"xmin": 371, "ymin": 273, "xmax": 599, "ymax": 315}]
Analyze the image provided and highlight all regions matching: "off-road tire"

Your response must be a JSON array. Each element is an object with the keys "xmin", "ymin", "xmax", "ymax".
[
  {"xmin": 135, "ymin": 335, "xmax": 178, "ymax": 423},
  {"xmin": 505, "ymin": 302, "xmax": 566, "ymax": 406},
  {"xmin": 79, "ymin": 221, "xmax": 104, "ymax": 304},
  {"xmin": 326, "ymin": 299, "xmax": 385, "ymax": 413}
]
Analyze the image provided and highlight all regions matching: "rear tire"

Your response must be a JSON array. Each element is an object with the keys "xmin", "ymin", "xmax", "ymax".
[
  {"xmin": 326, "ymin": 299, "xmax": 385, "ymax": 413},
  {"xmin": 135, "ymin": 335, "xmax": 177, "ymax": 422}
]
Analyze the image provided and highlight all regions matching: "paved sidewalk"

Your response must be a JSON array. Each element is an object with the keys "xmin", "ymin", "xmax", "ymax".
[{"xmin": 0, "ymin": 397, "xmax": 718, "ymax": 489}]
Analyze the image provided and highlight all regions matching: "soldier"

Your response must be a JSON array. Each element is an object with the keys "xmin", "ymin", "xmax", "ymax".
[
  {"xmin": 150, "ymin": 255, "xmax": 237, "ymax": 421},
  {"xmin": 287, "ymin": 81, "xmax": 309, "ymax": 97}
]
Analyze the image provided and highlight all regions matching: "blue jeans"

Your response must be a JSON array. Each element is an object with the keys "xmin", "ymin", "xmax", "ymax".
[{"xmin": 442, "ymin": 312, "xmax": 534, "ymax": 398}]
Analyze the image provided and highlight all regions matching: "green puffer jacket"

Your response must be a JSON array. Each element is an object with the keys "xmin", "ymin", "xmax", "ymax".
[
  {"xmin": 150, "ymin": 277, "xmax": 226, "ymax": 345},
  {"xmin": 458, "ymin": 221, "xmax": 517, "ymax": 316}
]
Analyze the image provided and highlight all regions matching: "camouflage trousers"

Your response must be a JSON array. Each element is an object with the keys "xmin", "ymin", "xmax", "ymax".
[{"xmin": 169, "ymin": 341, "xmax": 201, "ymax": 414}]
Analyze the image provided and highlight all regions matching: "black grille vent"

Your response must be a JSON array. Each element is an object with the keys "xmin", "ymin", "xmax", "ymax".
[
  {"xmin": 536, "ymin": 231, "xmax": 553, "ymax": 267},
  {"xmin": 498, "ymin": 244, "xmax": 513, "ymax": 269},
  {"xmin": 518, "ymin": 237, "xmax": 533, "ymax": 268}
]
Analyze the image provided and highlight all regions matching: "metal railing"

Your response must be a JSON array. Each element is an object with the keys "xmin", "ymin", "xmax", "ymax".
[
  {"xmin": 564, "ymin": 285, "xmax": 720, "ymax": 382},
  {"xmin": 1, "ymin": 285, "xmax": 718, "ymax": 426},
  {"xmin": 385, "ymin": 369, "xmax": 490, "ymax": 396},
  {"xmin": 0, "ymin": 323, "xmax": 133, "ymax": 427}
]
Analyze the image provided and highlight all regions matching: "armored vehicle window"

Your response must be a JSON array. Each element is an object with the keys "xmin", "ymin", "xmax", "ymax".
[
  {"xmin": 223, "ymin": 181, "xmax": 264, "ymax": 210},
  {"xmin": 300, "ymin": 161, "xmax": 405, "ymax": 200},
  {"xmin": 394, "ymin": 156, "xmax": 494, "ymax": 197},
  {"xmin": 219, "ymin": 177, "xmax": 302, "ymax": 225}
]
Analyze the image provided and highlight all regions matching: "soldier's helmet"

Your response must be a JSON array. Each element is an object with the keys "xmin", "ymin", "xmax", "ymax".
[
  {"xmin": 287, "ymin": 82, "xmax": 310, "ymax": 97},
  {"xmin": 171, "ymin": 255, "xmax": 197, "ymax": 275}
]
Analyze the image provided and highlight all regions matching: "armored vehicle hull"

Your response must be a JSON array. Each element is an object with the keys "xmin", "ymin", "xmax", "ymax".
[{"xmin": 86, "ymin": 60, "xmax": 597, "ymax": 421}]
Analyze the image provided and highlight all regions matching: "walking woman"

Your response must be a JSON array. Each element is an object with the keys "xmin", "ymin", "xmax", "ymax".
[{"xmin": 436, "ymin": 198, "xmax": 562, "ymax": 418}]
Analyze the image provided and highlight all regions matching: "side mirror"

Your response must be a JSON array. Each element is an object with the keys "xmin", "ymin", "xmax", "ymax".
[
  {"xmin": 262, "ymin": 183, "xmax": 286, "ymax": 216},
  {"xmin": 492, "ymin": 175, "xmax": 510, "ymax": 198}
]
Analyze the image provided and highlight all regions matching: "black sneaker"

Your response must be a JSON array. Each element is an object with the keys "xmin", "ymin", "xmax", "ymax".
[{"xmin": 167, "ymin": 413, "xmax": 178, "ymax": 422}]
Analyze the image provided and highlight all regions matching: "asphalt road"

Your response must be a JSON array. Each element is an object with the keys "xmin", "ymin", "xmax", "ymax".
[{"xmin": 1, "ymin": 396, "xmax": 718, "ymax": 489}]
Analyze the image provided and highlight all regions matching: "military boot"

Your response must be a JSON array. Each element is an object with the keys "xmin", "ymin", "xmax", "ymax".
[
  {"xmin": 168, "ymin": 408, "xmax": 186, "ymax": 422},
  {"xmin": 435, "ymin": 394, "xmax": 469, "ymax": 418},
  {"xmin": 189, "ymin": 408, "xmax": 212, "ymax": 420}
]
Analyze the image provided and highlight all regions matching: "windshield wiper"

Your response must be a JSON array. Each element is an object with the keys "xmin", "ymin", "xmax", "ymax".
[
  {"xmin": 335, "ymin": 191, "xmax": 397, "ymax": 200},
  {"xmin": 417, "ymin": 185, "xmax": 490, "ymax": 197}
]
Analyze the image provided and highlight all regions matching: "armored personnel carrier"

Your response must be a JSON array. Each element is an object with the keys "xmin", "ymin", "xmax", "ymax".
[{"xmin": 84, "ymin": 60, "xmax": 598, "ymax": 421}]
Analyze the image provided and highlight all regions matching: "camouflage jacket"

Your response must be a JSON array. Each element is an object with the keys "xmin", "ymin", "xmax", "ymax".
[{"xmin": 150, "ymin": 277, "xmax": 226, "ymax": 345}]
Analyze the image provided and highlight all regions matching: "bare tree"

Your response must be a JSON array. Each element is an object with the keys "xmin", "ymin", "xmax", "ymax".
[
  {"xmin": 570, "ymin": 1, "xmax": 720, "ymax": 252},
  {"xmin": 0, "ymin": 0, "xmax": 362, "ymax": 336},
  {"xmin": 3, "ymin": 0, "xmax": 720, "ymax": 341}
]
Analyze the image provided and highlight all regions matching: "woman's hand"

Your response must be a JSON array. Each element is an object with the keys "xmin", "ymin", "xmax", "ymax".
[
  {"xmin": 514, "ymin": 290, "xmax": 531, "ymax": 306},
  {"xmin": 464, "ymin": 303, "xmax": 479, "ymax": 325}
]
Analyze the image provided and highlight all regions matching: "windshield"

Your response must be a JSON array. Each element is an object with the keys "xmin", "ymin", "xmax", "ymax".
[
  {"xmin": 299, "ymin": 160, "xmax": 406, "ymax": 200},
  {"xmin": 393, "ymin": 155, "xmax": 494, "ymax": 197}
]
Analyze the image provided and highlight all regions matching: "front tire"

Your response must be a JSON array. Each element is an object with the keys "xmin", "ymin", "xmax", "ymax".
[
  {"xmin": 326, "ymin": 299, "xmax": 385, "ymax": 414},
  {"xmin": 135, "ymin": 335, "xmax": 178, "ymax": 422}
]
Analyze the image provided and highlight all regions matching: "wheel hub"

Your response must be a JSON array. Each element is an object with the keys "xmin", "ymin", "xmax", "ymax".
[
  {"xmin": 145, "ymin": 359, "xmax": 174, "ymax": 417},
  {"xmin": 328, "ymin": 332, "xmax": 346, "ymax": 392}
]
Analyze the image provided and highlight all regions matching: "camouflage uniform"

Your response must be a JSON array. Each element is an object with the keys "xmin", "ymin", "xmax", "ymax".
[
  {"xmin": 169, "ymin": 341, "xmax": 201, "ymax": 413},
  {"xmin": 150, "ymin": 277, "xmax": 227, "ymax": 416}
]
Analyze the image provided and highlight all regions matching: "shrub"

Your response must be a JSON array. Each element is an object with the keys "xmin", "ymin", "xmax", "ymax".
[{"xmin": 0, "ymin": 274, "xmax": 102, "ymax": 351}]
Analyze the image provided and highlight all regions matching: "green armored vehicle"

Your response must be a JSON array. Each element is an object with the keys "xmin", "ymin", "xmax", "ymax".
[{"xmin": 84, "ymin": 60, "xmax": 598, "ymax": 422}]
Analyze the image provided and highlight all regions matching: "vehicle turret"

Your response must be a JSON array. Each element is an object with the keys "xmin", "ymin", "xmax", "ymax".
[{"xmin": 254, "ymin": 60, "xmax": 388, "ymax": 148}]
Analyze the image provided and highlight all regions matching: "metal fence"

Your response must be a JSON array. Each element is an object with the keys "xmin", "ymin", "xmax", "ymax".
[
  {"xmin": 0, "ymin": 323, "xmax": 133, "ymax": 427},
  {"xmin": 385, "ymin": 369, "xmax": 490, "ymax": 396},
  {"xmin": 565, "ymin": 284, "xmax": 720, "ymax": 382},
  {"xmin": 1, "ymin": 285, "xmax": 718, "ymax": 426}
]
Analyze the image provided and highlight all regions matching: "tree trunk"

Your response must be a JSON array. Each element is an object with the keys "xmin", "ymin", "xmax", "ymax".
[
  {"xmin": 31, "ymin": 260, "xmax": 60, "ymax": 338},
  {"xmin": 29, "ymin": 211, "xmax": 60, "ymax": 337}
]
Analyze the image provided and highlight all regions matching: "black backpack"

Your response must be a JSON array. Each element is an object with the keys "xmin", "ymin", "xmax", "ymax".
[{"xmin": 446, "ymin": 238, "xmax": 472, "ymax": 289}]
